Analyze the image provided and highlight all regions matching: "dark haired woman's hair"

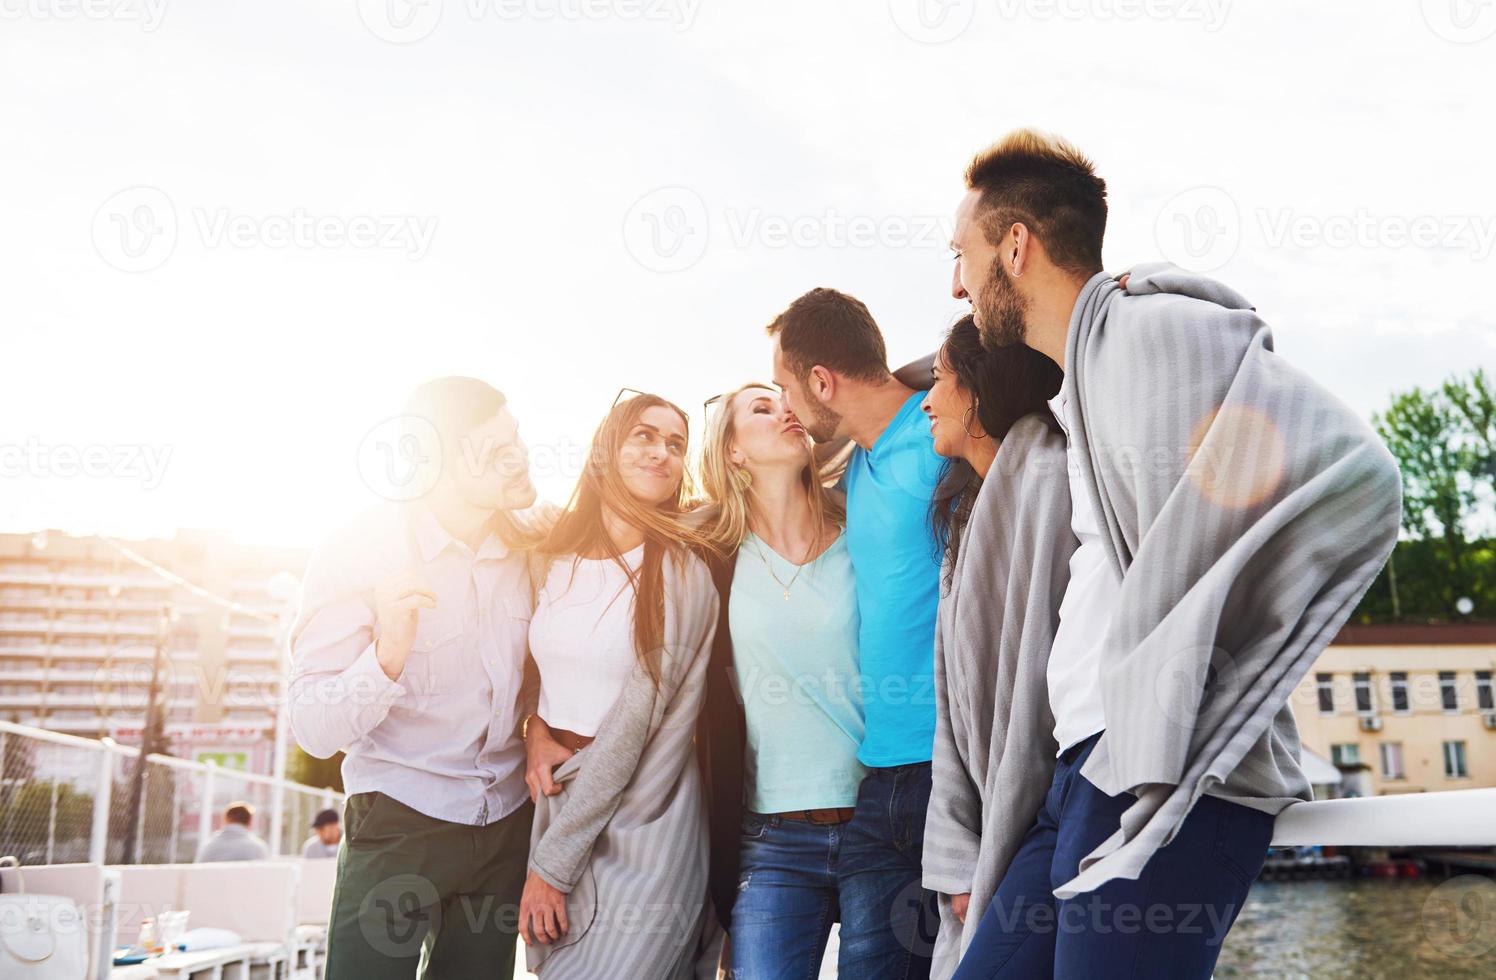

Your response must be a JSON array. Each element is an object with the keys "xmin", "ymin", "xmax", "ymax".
[
  {"xmin": 541, "ymin": 392, "xmax": 714, "ymax": 688},
  {"xmin": 929, "ymin": 315, "xmax": 1064, "ymax": 590}
]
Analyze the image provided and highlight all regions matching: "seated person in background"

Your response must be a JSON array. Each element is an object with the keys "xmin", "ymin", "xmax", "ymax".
[
  {"xmin": 198, "ymin": 801, "xmax": 271, "ymax": 862},
  {"xmin": 301, "ymin": 808, "xmax": 342, "ymax": 859}
]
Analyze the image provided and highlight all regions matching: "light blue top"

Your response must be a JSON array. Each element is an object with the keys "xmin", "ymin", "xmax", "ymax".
[
  {"xmin": 730, "ymin": 531, "xmax": 866, "ymax": 812},
  {"xmin": 841, "ymin": 390, "xmax": 944, "ymax": 767}
]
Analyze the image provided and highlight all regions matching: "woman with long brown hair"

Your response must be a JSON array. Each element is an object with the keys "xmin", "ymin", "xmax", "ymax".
[
  {"xmin": 517, "ymin": 390, "xmax": 722, "ymax": 979},
  {"xmin": 697, "ymin": 382, "xmax": 872, "ymax": 979}
]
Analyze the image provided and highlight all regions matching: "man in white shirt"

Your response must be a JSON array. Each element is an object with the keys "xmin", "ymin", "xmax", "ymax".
[
  {"xmin": 944, "ymin": 133, "xmax": 1285, "ymax": 978},
  {"xmin": 290, "ymin": 377, "xmax": 542, "ymax": 980}
]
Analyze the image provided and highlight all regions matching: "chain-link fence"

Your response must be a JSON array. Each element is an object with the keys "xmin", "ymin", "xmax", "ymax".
[{"xmin": 0, "ymin": 720, "xmax": 340, "ymax": 865}]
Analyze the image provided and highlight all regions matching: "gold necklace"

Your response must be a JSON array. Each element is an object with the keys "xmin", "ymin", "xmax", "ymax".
[{"xmin": 751, "ymin": 537, "xmax": 810, "ymax": 601}]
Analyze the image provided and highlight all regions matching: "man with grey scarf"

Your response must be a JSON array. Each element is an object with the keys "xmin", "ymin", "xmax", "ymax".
[{"xmin": 940, "ymin": 130, "xmax": 1401, "ymax": 978}]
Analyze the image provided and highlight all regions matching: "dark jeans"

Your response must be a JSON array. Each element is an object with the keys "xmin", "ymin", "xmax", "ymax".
[
  {"xmin": 952, "ymin": 733, "xmax": 1274, "ymax": 980},
  {"xmin": 325, "ymin": 792, "xmax": 533, "ymax": 980},
  {"xmin": 837, "ymin": 763, "xmax": 938, "ymax": 979}
]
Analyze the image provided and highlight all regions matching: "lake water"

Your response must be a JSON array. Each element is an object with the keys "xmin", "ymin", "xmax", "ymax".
[{"xmin": 1214, "ymin": 877, "xmax": 1496, "ymax": 978}]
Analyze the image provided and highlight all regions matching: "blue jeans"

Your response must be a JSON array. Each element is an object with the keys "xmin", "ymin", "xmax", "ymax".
[
  {"xmin": 838, "ymin": 763, "xmax": 938, "ymax": 979},
  {"xmin": 952, "ymin": 733, "xmax": 1274, "ymax": 980},
  {"xmin": 729, "ymin": 813, "xmax": 844, "ymax": 979}
]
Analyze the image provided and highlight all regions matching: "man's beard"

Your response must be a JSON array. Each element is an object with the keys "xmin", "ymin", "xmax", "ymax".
[
  {"xmin": 974, "ymin": 255, "xmax": 1030, "ymax": 350},
  {"xmin": 801, "ymin": 397, "xmax": 842, "ymax": 443}
]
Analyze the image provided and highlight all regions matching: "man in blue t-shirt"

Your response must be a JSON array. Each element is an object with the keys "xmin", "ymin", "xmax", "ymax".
[{"xmin": 767, "ymin": 287, "xmax": 943, "ymax": 977}]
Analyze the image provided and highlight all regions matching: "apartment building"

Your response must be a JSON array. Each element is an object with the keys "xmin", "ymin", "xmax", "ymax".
[
  {"xmin": 0, "ymin": 529, "xmax": 308, "ymax": 772},
  {"xmin": 1293, "ymin": 624, "xmax": 1496, "ymax": 796}
]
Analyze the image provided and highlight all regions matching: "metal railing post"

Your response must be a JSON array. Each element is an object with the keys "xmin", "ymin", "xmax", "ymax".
[
  {"xmin": 89, "ymin": 739, "xmax": 115, "ymax": 865},
  {"xmin": 198, "ymin": 760, "xmax": 217, "ymax": 859}
]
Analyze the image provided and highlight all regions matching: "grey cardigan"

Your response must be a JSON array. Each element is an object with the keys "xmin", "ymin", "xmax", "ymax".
[
  {"xmin": 922, "ymin": 415, "xmax": 1077, "ymax": 977},
  {"xmin": 1056, "ymin": 265, "xmax": 1402, "ymax": 897},
  {"xmin": 525, "ymin": 546, "xmax": 722, "ymax": 979}
]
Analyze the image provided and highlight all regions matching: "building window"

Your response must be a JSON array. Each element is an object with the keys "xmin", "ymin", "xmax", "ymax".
[
  {"xmin": 1440, "ymin": 671, "xmax": 1459, "ymax": 713},
  {"xmin": 1389, "ymin": 672, "xmax": 1410, "ymax": 713},
  {"xmin": 1316, "ymin": 673, "xmax": 1335, "ymax": 714},
  {"xmin": 1353, "ymin": 672, "xmax": 1375, "ymax": 715},
  {"xmin": 1379, "ymin": 742, "xmax": 1405, "ymax": 780},
  {"xmin": 1331, "ymin": 743, "xmax": 1360, "ymax": 766},
  {"xmin": 1443, "ymin": 740, "xmax": 1469, "ymax": 779},
  {"xmin": 1477, "ymin": 671, "xmax": 1494, "ymax": 712}
]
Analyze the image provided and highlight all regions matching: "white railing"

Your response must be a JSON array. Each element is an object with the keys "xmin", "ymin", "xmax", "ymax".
[
  {"xmin": 1271, "ymin": 788, "xmax": 1496, "ymax": 847},
  {"xmin": 0, "ymin": 720, "xmax": 341, "ymax": 865}
]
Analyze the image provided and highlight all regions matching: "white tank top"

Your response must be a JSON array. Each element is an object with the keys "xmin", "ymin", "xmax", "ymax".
[{"xmin": 528, "ymin": 544, "xmax": 644, "ymax": 737}]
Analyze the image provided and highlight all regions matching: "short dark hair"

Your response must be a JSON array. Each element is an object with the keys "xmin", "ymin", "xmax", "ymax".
[
  {"xmin": 312, "ymin": 808, "xmax": 340, "ymax": 829},
  {"xmin": 965, "ymin": 129, "xmax": 1108, "ymax": 276},
  {"xmin": 404, "ymin": 377, "xmax": 508, "ymax": 446},
  {"xmin": 765, "ymin": 288, "xmax": 889, "ymax": 383},
  {"xmin": 224, "ymin": 802, "xmax": 254, "ymax": 826}
]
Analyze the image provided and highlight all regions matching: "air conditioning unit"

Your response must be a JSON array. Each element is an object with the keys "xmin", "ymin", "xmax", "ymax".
[
  {"xmin": 1359, "ymin": 715, "xmax": 1383, "ymax": 732},
  {"xmin": 1482, "ymin": 712, "xmax": 1496, "ymax": 731}
]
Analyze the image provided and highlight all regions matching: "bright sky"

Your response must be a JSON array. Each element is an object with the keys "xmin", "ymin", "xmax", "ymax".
[{"xmin": 3, "ymin": 0, "xmax": 1494, "ymax": 548}]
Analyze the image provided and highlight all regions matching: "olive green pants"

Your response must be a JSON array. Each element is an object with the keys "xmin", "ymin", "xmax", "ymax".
[{"xmin": 325, "ymin": 792, "xmax": 534, "ymax": 980}]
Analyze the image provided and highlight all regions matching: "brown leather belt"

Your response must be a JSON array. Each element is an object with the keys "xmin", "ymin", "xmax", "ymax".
[
  {"xmin": 773, "ymin": 807, "xmax": 855, "ymax": 825},
  {"xmin": 547, "ymin": 724, "xmax": 595, "ymax": 753}
]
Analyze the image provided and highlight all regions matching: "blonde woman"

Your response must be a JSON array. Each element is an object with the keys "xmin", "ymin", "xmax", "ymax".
[
  {"xmin": 518, "ymin": 390, "xmax": 721, "ymax": 979},
  {"xmin": 697, "ymin": 383, "xmax": 869, "ymax": 980}
]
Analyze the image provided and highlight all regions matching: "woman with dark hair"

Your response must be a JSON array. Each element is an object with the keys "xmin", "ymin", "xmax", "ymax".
[
  {"xmin": 517, "ymin": 391, "xmax": 722, "ymax": 979},
  {"xmin": 915, "ymin": 317, "xmax": 1078, "ymax": 978}
]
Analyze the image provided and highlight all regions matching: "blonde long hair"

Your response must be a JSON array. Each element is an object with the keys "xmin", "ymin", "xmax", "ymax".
[
  {"xmin": 541, "ymin": 392, "xmax": 716, "ymax": 687},
  {"xmin": 698, "ymin": 383, "xmax": 845, "ymax": 555}
]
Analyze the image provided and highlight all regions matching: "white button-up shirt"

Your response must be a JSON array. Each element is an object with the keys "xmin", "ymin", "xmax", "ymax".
[
  {"xmin": 1046, "ymin": 387, "xmax": 1121, "ymax": 755},
  {"xmin": 288, "ymin": 504, "xmax": 532, "ymax": 825}
]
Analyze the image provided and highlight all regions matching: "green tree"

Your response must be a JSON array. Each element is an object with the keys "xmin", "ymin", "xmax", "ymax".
[{"xmin": 1364, "ymin": 369, "xmax": 1496, "ymax": 621}]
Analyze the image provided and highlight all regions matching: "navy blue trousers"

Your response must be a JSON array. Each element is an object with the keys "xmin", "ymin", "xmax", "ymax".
[{"xmin": 952, "ymin": 733, "xmax": 1273, "ymax": 979}]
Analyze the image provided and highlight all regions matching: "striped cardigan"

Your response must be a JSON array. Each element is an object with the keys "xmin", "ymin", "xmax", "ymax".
[
  {"xmin": 1056, "ymin": 265, "xmax": 1402, "ymax": 897},
  {"xmin": 923, "ymin": 415, "xmax": 1077, "ymax": 977},
  {"xmin": 525, "ymin": 547, "xmax": 722, "ymax": 978}
]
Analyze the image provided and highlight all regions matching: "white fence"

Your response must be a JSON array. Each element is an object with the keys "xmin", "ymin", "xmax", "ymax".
[{"xmin": 0, "ymin": 720, "xmax": 341, "ymax": 865}]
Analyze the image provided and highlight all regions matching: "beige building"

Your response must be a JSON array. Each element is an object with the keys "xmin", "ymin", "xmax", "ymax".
[
  {"xmin": 0, "ymin": 529, "xmax": 307, "ymax": 772},
  {"xmin": 1292, "ymin": 625, "xmax": 1496, "ymax": 796}
]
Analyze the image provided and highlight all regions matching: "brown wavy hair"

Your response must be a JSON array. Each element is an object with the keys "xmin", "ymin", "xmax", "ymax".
[{"xmin": 540, "ymin": 392, "xmax": 714, "ymax": 687}]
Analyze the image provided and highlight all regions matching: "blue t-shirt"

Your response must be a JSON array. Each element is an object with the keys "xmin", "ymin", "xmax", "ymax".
[{"xmin": 842, "ymin": 390, "xmax": 944, "ymax": 767}]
